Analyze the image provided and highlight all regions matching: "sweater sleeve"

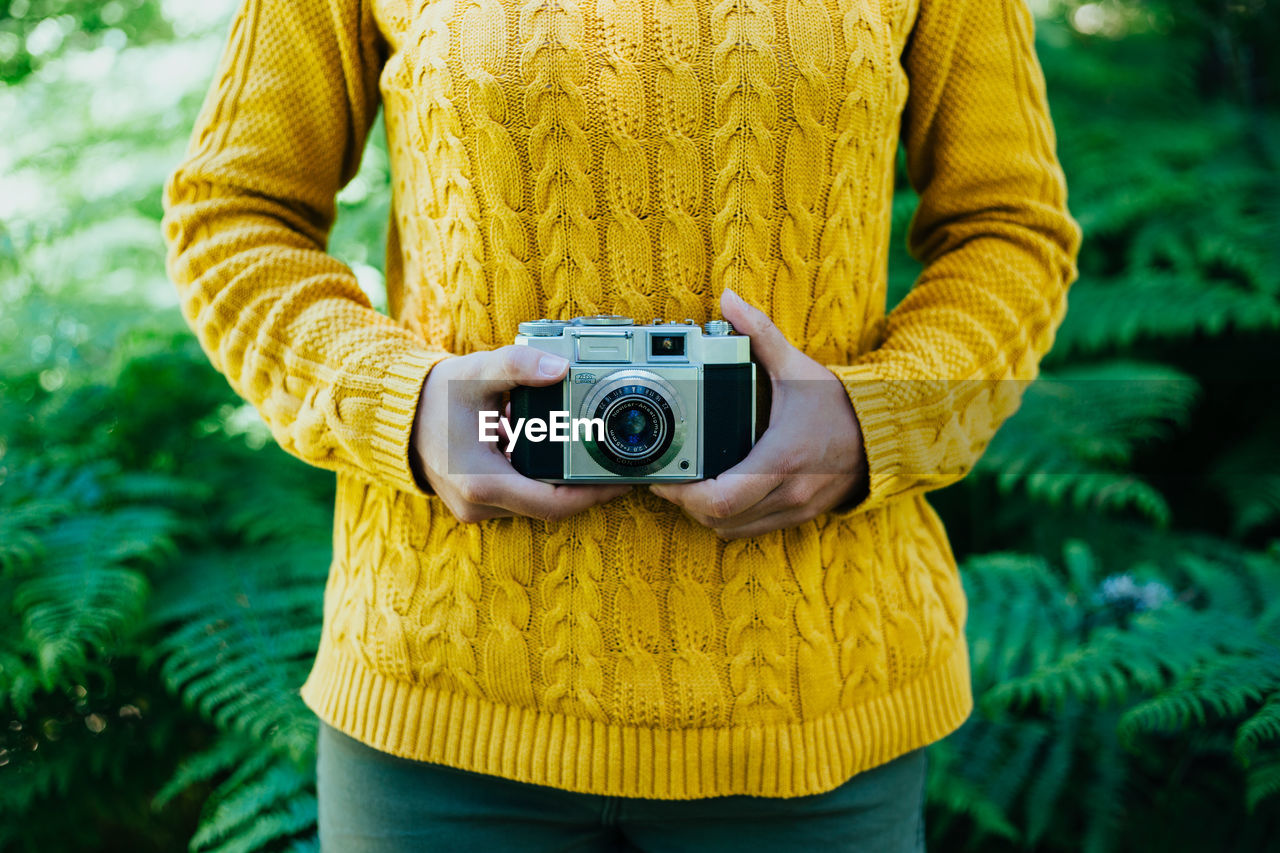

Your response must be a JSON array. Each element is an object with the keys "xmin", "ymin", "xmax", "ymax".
[
  {"xmin": 160, "ymin": 0, "xmax": 452, "ymax": 496},
  {"xmin": 825, "ymin": 0, "xmax": 1082, "ymax": 516}
]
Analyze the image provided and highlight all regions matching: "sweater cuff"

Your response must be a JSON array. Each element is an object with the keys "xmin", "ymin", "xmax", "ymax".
[
  {"xmin": 826, "ymin": 363, "xmax": 905, "ymax": 517},
  {"xmin": 367, "ymin": 346, "xmax": 454, "ymax": 497}
]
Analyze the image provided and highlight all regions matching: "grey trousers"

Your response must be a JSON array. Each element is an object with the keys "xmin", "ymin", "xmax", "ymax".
[{"xmin": 317, "ymin": 719, "xmax": 928, "ymax": 852}]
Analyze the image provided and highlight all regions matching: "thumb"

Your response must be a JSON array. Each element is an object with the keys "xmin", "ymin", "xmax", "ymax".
[
  {"xmin": 719, "ymin": 288, "xmax": 796, "ymax": 376},
  {"xmin": 467, "ymin": 345, "xmax": 569, "ymax": 396}
]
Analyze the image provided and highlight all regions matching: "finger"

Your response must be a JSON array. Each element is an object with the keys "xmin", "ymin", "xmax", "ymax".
[
  {"xmin": 701, "ymin": 478, "xmax": 800, "ymax": 527},
  {"xmin": 649, "ymin": 424, "xmax": 797, "ymax": 518},
  {"xmin": 649, "ymin": 472, "xmax": 779, "ymax": 521},
  {"xmin": 500, "ymin": 401, "xmax": 514, "ymax": 461},
  {"xmin": 712, "ymin": 506, "xmax": 814, "ymax": 541},
  {"xmin": 668, "ymin": 477, "xmax": 796, "ymax": 529},
  {"xmin": 467, "ymin": 453, "xmax": 632, "ymax": 521},
  {"xmin": 499, "ymin": 401, "xmax": 515, "ymax": 446},
  {"xmin": 500, "ymin": 480, "xmax": 633, "ymax": 522},
  {"xmin": 719, "ymin": 288, "xmax": 797, "ymax": 377},
  {"xmin": 649, "ymin": 466, "xmax": 781, "ymax": 521},
  {"xmin": 718, "ymin": 472, "xmax": 860, "ymax": 533},
  {"xmin": 450, "ymin": 501, "xmax": 517, "ymax": 524},
  {"xmin": 463, "ymin": 344, "xmax": 570, "ymax": 396}
]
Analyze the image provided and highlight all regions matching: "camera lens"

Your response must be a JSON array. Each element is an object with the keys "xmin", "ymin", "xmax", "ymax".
[
  {"xmin": 617, "ymin": 408, "xmax": 650, "ymax": 441},
  {"xmin": 595, "ymin": 385, "xmax": 676, "ymax": 469}
]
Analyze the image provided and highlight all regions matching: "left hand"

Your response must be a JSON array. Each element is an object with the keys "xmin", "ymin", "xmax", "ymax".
[{"xmin": 649, "ymin": 288, "xmax": 869, "ymax": 540}]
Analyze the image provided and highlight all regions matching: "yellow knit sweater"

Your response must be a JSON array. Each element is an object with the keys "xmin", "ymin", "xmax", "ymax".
[{"xmin": 161, "ymin": 0, "xmax": 1080, "ymax": 798}]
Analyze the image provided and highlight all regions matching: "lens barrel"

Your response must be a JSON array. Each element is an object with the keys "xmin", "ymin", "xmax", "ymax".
[
  {"xmin": 595, "ymin": 385, "xmax": 675, "ymax": 468},
  {"xmin": 578, "ymin": 368, "xmax": 688, "ymax": 477}
]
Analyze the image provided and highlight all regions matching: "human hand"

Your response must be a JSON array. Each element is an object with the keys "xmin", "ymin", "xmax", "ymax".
[
  {"xmin": 412, "ymin": 346, "xmax": 632, "ymax": 523},
  {"xmin": 649, "ymin": 289, "xmax": 868, "ymax": 540}
]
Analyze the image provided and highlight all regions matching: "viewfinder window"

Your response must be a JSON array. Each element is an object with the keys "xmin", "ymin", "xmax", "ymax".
[{"xmin": 650, "ymin": 333, "xmax": 686, "ymax": 358}]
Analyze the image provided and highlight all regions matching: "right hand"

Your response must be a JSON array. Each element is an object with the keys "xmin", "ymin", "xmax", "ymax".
[{"xmin": 411, "ymin": 345, "xmax": 632, "ymax": 524}]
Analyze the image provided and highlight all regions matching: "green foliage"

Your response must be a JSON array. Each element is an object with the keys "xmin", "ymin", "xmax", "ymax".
[
  {"xmin": 976, "ymin": 361, "xmax": 1198, "ymax": 524},
  {"xmin": 3, "ymin": 0, "xmax": 1280, "ymax": 850},
  {"xmin": 0, "ymin": 0, "xmax": 174, "ymax": 83},
  {"xmin": 0, "ymin": 288, "xmax": 338, "ymax": 848},
  {"xmin": 0, "ymin": 456, "xmax": 178, "ymax": 714},
  {"xmin": 932, "ymin": 541, "xmax": 1280, "ymax": 850},
  {"xmin": 917, "ymin": 2, "xmax": 1280, "ymax": 848}
]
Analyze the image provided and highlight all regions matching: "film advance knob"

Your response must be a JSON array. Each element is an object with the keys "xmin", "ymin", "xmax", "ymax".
[
  {"xmin": 703, "ymin": 319, "xmax": 733, "ymax": 336},
  {"xmin": 578, "ymin": 314, "xmax": 635, "ymax": 326},
  {"xmin": 518, "ymin": 319, "xmax": 569, "ymax": 336}
]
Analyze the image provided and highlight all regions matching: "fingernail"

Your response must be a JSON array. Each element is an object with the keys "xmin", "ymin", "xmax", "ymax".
[
  {"xmin": 723, "ymin": 288, "xmax": 745, "ymax": 307},
  {"xmin": 538, "ymin": 355, "xmax": 569, "ymax": 378}
]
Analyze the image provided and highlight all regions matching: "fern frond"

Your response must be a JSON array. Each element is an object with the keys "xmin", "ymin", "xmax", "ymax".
[
  {"xmin": 1117, "ymin": 646, "xmax": 1279, "ymax": 747},
  {"xmin": 1051, "ymin": 275, "xmax": 1280, "ymax": 359},
  {"xmin": 1082, "ymin": 716, "xmax": 1129, "ymax": 853},
  {"xmin": 925, "ymin": 737, "xmax": 1022, "ymax": 844},
  {"xmin": 0, "ymin": 524, "xmax": 45, "ymax": 575},
  {"xmin": 203, "ymin": 794, "xmax": 317, "ymax": 853},
  {"xmin": 1023, "ymin": 710, "xmax": 1078, "ymax": 845},
  {"xmin": 989, "ymin": 606, "xmax": 1254, "ymax": 713},
  {"xmin": 152, "ymin": 734, "xmax": 260, "ymax": 813},
  {"xmin": 1208, "ymin": 426, "xmax": 1280, "ymax": 537},
  {"xmin": 17, "ymin": 567, "xmax": 149, "ymax": 691},
  {"xmin": 977, "ymin": 362, "xmax": 1196, "ymax": 523},
  {"xmin": 1244, "ymin": 750, "xmax": 1280, "ymax": 813},
  {"xmin": 1113, "ymin": 552, "xmax": 1280, "ymax": 753},
  {"xmin": 1237, "ymin": 694, "xmax": 1280, "ymax": 761},
  {"xmin": 190, "ymin": 760, "xmax": 312, "ymax": 853},
  {"xmin": 144, "ymin": 543, "xmax": 328, "ymax": 762},
  {"xmin": 286, "ymin": 836, "xmax": 320, "ymax": 853},
  {"xmin": 0, "ymin": 455, "xmax": 181, "ymax": 712},
  {"xmin": 961, "ymin": 552, "xmax": 1082, "ymax": 689}
]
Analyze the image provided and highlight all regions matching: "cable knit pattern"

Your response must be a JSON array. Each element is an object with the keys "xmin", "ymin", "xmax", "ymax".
[
  {"xmin": 611, "ymin": 494, "xmax": 669, "ymax": 727},
  {"xmin": 654, "ymin": 0, "xmax": 709, "ymax": 322},
  {"xmin": 416, "ymin": 520, "xmax": 485, "ymax": 695},
  {"xmin": 523, "ymin": 0, "xmax": 602, "ymax": 319},
  {"xmin": 404, "ymin": 0, "xmax": 493, "ymax": 352},
  {"xmin": 710, "ymin": 0, "xmax": 778, "ymax": 304},
  {"xmin": 785, "ymin": 523, "xmax": 841, "ymax": 718},
  {"xmin": 480, "ymin": 518, "xmax": 538, "ymax": 709},
  {"xmin": 821, "ymin": 512, "xmax": 891, "ymax": 703},
  {"xmin": 771, "ymin": 0, "xmax": 832, "ymax": 340},
  {"xmin": 458, "ymin": 0, "xmax": 539, "ymax": 341},
  {"xmin": 598, "ymin": 0, "xmax": 657, "ymax": 322},
  {"xmin": 667, "ymin": 511, "xmax": 731, "ymax": 728},
  {"xmin": 161, "ymin": 0, "xmax": 1081, "ymax": 798},
  {"xmin": 723, "ymin": 535, "xmax": 793, "ymax": 726},
  {"xmin": 811, "ymin": 0, "xmax": 887, "ymax": 363},
  {"xmin": 540, "ymin": 508, "xmax": 610, "ymax": 723}
]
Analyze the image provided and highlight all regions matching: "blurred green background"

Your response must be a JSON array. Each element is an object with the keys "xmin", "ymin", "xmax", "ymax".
[{"xmin": 2, "ymin": 0, "xmax": 1279, "ymax": 850}]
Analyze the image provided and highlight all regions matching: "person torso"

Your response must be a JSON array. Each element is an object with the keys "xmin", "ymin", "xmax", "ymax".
[{"xmin": 320, "ymin": 0, "xmax": 968, "ymax": 736}]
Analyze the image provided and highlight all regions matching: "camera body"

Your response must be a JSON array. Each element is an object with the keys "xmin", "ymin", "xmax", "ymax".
[{"xmin": 509, "ymin": 315, "xmax": 756, "ymax": 483}]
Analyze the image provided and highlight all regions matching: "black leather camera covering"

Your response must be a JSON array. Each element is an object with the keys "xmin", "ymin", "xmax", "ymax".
[
  {"xmin": 702, "ymin": 363, "xmax": 755, "ymax": 479},
  {"xmin": 509, "ymin": 384, "xmax": 564, "ymax": 479}
]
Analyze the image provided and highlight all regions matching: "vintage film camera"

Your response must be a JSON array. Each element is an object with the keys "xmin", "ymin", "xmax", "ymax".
[{"xmin": 508, "ymin": 315, "xmax": 756, "ymax": 483}]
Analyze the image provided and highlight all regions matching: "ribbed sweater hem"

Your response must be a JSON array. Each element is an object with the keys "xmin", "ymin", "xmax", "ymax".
[{"xmin": 298, "ymin": 634, "xmax": 973, "ymax": 799}]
